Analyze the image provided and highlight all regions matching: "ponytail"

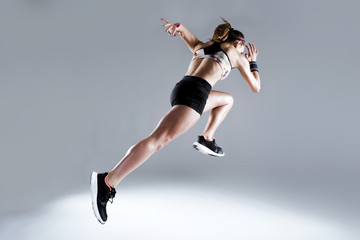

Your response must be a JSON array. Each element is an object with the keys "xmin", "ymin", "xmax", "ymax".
[
  {"xmin": 211, "ymin": 17, "xmax": 245, "ymax": 44},
  {"xmin": 211, "ymin": 17, "xmax": 232, "ymax": 42}
]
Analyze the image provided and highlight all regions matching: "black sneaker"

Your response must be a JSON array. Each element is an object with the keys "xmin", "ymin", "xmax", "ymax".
[
  {"xmin": 193, "ymin": 135, "xmax": 225, "ymax": 157},
  {"xmin": 90, "ymin": 171, "xmax": 116, "ymax": 224}
]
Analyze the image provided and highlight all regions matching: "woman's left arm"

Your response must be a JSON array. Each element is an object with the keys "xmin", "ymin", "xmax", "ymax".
[
  {"xmin": 161, "ymin": 18, "xmax": 202, "ymax": 53},
  {"xmin": 235, "ymin": 43, "xmax": 261, "ymax": 93}
]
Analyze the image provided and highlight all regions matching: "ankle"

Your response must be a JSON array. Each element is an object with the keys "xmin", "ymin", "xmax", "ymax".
[
  {"xmin": 200, "ymin": 134, "xmax": 214, "ymax": 141},
  {"xmin": 105, "ymin": 173, "xmax": 115, "ymax": 190}
]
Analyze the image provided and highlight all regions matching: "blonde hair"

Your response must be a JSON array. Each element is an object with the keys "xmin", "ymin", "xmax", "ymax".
[{"xmin": 211, "ymin": 17, "xmax": 245, "ymax": 44}]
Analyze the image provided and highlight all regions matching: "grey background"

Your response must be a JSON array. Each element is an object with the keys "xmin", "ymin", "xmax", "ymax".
[{"xmin": 1, "ymin": 0, "xmax": 359, "ymax": 237}]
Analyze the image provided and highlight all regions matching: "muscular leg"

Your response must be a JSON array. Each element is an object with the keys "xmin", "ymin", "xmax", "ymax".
[
  {"xmin": 201, "ymin": 90, "xmax": 234, "ymax": 140},
  {"xmin": 106, "ymin": 105, "xmax": 200, "ymax": 188}
]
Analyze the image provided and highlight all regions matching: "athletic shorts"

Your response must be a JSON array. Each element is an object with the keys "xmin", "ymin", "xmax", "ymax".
[{"xmin": 170, "ymin": 75, "xmax": 212, "ymax": 115}]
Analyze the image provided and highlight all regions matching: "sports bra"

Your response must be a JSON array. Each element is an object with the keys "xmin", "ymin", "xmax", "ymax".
[{"xmin": 192, "ymin": 41, "xmax": 233, "ymax": 80}]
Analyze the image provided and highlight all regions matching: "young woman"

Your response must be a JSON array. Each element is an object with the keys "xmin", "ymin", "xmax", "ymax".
[{"xmin": 91, "ymin": 17, "xmax": 261, "ymax": 224}]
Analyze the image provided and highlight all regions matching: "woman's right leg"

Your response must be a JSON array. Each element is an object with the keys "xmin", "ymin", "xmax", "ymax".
[
  {"xmin": 192, "ymin": 90, "xmax": 233, "ymax": 157},
  {"xmin": 106, "ymin": 105, "xmax": 200, "ymax": 188},
  {"xmin": 201, "ymin": 90, "xmax": 234, "ymax": 140}
]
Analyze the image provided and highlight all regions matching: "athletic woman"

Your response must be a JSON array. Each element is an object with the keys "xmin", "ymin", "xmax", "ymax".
[{"xmin": 91, "ymin": 17, "xmax": 261, "ymax": 224}]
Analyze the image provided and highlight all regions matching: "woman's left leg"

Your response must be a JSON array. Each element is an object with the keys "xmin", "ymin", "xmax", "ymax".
[
  {"xmin": 106, "ymin": 105, "xmax": 200, "ymax": 188},
  {"xmin": 91, "ymin": 105, "xmax": 200, "ymax": 224}
]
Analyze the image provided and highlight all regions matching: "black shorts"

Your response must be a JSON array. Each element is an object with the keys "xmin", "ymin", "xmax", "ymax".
[{"xmin": 170, "ymin": 75, "xmax": 212, "ymax": 115}]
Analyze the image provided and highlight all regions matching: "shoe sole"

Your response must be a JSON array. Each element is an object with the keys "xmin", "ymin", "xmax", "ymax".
[
  {"xmin": 90, "ymin": 171, "xmax": 105, "ymax": 224},
  {"xmin": 193, "ymin": 142, "xmax": 225, "ymax": 157}
]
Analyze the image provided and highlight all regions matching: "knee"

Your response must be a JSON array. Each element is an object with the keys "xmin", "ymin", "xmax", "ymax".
[
  {"xmin": 148, "ymin": 135, "xmax": 173, "ymax": 152},
  {"xmin": 157, "ymin": 136, "xmax": 173, "ymax": 151},
  {"xmin": 225, "ymin": 94, "xmax": 234, "ymax": 108}
]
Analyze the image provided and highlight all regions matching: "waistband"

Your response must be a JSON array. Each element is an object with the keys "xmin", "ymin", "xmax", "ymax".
[{"xmin": 182, "ymin": 75, "xmax": 212, "ymax": 92}]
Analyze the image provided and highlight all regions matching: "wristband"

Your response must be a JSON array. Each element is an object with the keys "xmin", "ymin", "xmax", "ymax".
[{"xmin": 249, "ymin": 61, "xmax": 259, "ymax": 72}]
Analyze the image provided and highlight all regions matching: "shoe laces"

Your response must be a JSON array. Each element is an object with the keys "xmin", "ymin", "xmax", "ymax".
[
  {"xmin": 107, "ymin": 188, "xmax": 116, "ymax": 204},
  {"xmin": 212, "ymin": 139, "xmax": 223, "ymax": 151}
]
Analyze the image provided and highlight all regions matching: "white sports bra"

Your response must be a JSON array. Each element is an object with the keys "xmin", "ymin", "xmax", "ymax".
[{"xmin": 192, "ymin": 42, "xmax": 233, "ymax": 80}]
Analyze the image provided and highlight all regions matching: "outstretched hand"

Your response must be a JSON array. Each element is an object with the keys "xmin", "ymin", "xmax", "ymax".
[
  {"xmin": 161, "ymin": 18, "xmax": 184, "ymax": 38},
  {"xmin": 245, "ymin": 42, "xmax": 259, "ymax": 62}
]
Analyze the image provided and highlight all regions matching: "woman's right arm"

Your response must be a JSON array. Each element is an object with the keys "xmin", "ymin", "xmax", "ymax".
[
  {"xmin": 237, "ymin": 43, "xmax": 261, "ymax": 93},
  {"xmin": 161, "ymin": 18, "xmax": 203, "ymax": 53}
]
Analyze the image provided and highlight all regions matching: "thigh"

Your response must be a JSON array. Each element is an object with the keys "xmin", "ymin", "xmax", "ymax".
[
  {"xmin": 203, "ymin": 90, "xmax": 233, "ymax": 113},
  {"xmin": 149, "ymin": 105, "xmax": 201, "ymax": 140}
]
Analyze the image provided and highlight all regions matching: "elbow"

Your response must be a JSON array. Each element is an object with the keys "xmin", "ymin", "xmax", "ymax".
[
  {"xmin": 252, "ymin": 86, "xmax": 261, "ymax": 93},
  {"xmin": 251, "ymin": 79, "xmax": 261, "ymax": 93}
]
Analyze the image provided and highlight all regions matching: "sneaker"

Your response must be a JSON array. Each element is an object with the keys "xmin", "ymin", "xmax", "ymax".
[
  {"xmin": 90, "ymin": 171, "xmax": 116, "ymax": 224},
  {"xmin": 193, "ymin": 135, "xmax": 225, "ymax": 157}
]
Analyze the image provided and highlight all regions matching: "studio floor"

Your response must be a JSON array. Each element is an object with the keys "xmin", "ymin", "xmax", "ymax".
[{"xmin": 1, "ymin": 183, "xmax": 357, "ymax": 240}]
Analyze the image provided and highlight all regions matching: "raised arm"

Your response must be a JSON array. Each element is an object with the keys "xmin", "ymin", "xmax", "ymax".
[
  {"xmin": 161, "ymin": 18, "xmax": 202, "ymax": 53},
  {"xmin": 235, "ymin": 42, "xmax": 261, "ymax": 93}
]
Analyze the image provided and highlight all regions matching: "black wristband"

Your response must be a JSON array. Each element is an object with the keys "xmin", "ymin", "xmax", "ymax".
[{"xmin": 249, "ymin": 61, "xmax": 259, "ymax": 72}]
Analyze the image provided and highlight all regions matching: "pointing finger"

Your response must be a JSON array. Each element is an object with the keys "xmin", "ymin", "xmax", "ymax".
[{"xmin": 161, "ymin": 18, "xmax": 170, "ymax": 24}]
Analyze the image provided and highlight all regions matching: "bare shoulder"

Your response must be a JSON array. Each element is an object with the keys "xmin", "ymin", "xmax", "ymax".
[
  {"xmin": 237, "ymin": 54, "xmax": 249, "ymax": 67},
  {"xmin": 227, "ymin": 50, "xmax": 247, "ymax": 70}
]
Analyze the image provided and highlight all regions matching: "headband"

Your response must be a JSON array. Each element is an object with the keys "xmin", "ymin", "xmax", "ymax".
[
  {"xmin": 229, "ymin": 28, "xmax": 245, "ymax": 42},
  {"xmin": 233, "ymin": 36, "xmax": 245, "ymax": 41}
]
